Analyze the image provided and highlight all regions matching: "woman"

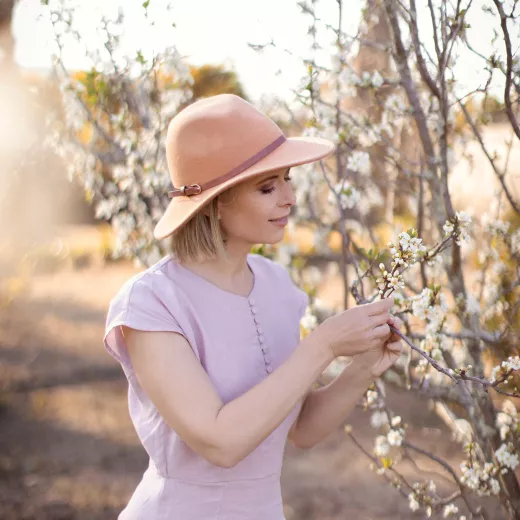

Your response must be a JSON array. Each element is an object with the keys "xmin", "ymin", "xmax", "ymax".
[{"xmin": 104, "ymin": 94, "xmax": 404, "ymax": 519}]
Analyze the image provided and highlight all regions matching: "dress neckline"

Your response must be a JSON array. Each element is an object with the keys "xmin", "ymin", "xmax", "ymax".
[{"xmin": 174, "ymin": 254, "xmax": 257, "ymax": 300}]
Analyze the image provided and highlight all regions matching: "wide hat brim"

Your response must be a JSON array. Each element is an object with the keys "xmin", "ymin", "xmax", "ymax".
[{"xmin": 153, "ymin": 136, "xmax": 335, "ymax": 240}]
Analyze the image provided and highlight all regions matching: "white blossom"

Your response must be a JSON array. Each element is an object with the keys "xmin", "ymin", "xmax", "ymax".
[
  {"xmin": 486, "ymin": 218, "xmax": 510, "ymax": 236},
  {"xmin": 338, "ymin": 67, "xmax": 360, "ymax": 87},
  {"xmin": 489, "ymin": 356, "xmax": 520, "ymax": 384},
  {"xmin": 408, "ymin": 494, "xmax": 420, "ymax": 512},
  {"xmin": 347, "ymin": 150, "xmax": 371, "ymax": 176},
  {"xmin": 443, "ymin": 504, "xmax": 459, "ymax": 517},
  {"xmin": 371, "ymin": 70, "xmax": 384, "ymax": 88},
  {"xmin": 328, "ymin": 181, "xmax": 361, "ymax": 210},
  {"xmin": 391, "ymin": 415, "xmax": 402, "ymax": 427},
  {"xmin": 366, "ymin": 390, "xmax": 378, "ymax": 406},
  {"xmin": 495, "ymin": 443, "xmax": 519, "ymax": 471},
  {"xmin": 411, "ymin": 288, "xmax": 433, "ymax": 320},
  {"xmin": 370, "ymin": 410, "xmax": 389, "ymax": 428},
  {"xmin": 496, "ymin": 412, "xmax": 512, "ymax": 441},
  {"xmin": 460, "ymin": 460, "xmax": 501, "ymax": 496},
  {"xmin": 387, "ymin": 428, "xmax": 404, "ymax": 446},
  {"xmin": 374, "ymin": 435, "xmax": 390, "ymax": 456},
  {"xmin": 300, "ymin": 307, "xmax": 318, "ymax": 331}
]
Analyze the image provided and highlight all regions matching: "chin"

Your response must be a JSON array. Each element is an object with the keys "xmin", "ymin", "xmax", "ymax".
[{"xmin": 262, "ymin": 234, "xmax": 286, "ymax": 245}]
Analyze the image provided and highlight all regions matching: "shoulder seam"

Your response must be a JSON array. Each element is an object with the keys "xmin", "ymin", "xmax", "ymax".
[
  {"xmin": 121, "ymin": 256, "xmax": 172, "ymax": 318},
  {"xmin": 122, "ymin": 273, "xmax": 149, "ymax": 324}
]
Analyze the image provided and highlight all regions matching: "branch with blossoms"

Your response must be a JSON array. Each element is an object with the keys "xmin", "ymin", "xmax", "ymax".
[
  {"xmin": 354, "ymin": 225, "xmax": 520, "ymax": 399},
  {"xmin": 263, "ymin": 1, "xmax": 520, "ymax": 516},
  {"xmin": 346, "ymin": 386, "xmax": 491, "ymax": 518},
  {"xmin": 42, "ymin": 0, "xmax": 195, "ymax": 266},
  {"xmin": 347, "ymin": 383, "xmax": 519, "ymax": 519}
]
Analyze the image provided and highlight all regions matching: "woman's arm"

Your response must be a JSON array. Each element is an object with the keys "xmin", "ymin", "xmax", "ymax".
[
  {"xmin": 123, "ymin": 327, "xmax": 333, "ymax": 468},
  {"xmin": 287, "ymin": 317, "xmax": 403, "ymax": 449},
  {"xmin": 287, "ymin": 359, "xmax": 374, "ymax": 449}
]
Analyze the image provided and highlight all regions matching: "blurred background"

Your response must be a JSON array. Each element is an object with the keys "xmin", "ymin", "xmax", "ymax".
[{"xmin": 0, "ymin": 0, "xmax": 519, "ymax": 519}]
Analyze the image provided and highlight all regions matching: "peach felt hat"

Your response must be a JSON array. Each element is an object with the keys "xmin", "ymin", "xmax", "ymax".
[{"xmin": 153, "ymin": 94, "xmax": 335, "ymax": 240}]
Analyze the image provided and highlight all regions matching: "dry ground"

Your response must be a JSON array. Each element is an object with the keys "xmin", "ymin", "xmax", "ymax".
[{"xmin": 0, "ymin": 250, "xmax": 506, "ymax": 519}]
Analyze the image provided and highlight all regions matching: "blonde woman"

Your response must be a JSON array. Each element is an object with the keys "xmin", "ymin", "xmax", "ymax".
[{"xmin": 104, "ymin": 94, "xmax": 403, "ymax": 519}]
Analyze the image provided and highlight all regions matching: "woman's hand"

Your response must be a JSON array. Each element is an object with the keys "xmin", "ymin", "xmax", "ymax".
[
  {"xmin": 313, "ymin": 297, "xmax": 395, "ymax": 359},
  {"xmin": 354, "ymin": 315, "xmax": 405, "ymax": 377}
]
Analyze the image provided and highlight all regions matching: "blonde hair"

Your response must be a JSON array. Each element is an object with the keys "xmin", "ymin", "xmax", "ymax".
[{"xmin": 170, "ymin": 186, "xmax": 239, "ymax": 264}]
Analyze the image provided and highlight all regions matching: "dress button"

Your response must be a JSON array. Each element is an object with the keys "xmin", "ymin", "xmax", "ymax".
[
  {"xmin": 254, "ymin": 317, "xmax": 260, "ymax": 324},
  {"xmin": 258, "ymin": 336, "xmax": 264, "ymax": 344},
  {"xmin": 262, "ymin": 346, "xmax": 269, "ymax": 353},
  {"xmin": 266, "ymin": 366, "xmax": 273, "ymax": 373},
  {"xmin": 264, "ymin": 356, "xmax": 270, "ymax": 363},
  {"xmin": 256, "ymin": 326, "xmax": 263, "ymax": 334},
  {"xmin": 248, "ymin": 298, "xmax": 255, "ymax": 306},
  {"xmin": 250, "ymin": 306, "xmax": 257, "ymax": 314}
]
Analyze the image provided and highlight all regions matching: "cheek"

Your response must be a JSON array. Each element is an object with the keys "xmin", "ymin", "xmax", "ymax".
[
  {"xmin": 238, "ymin": 194, "xmax": 275, "ymax": 222},
  {"xmin": 220, "ymin": 190, "xmax": 278, "ymax": 232}
]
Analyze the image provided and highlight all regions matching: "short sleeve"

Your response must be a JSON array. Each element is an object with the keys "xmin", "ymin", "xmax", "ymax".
[{"xmin": 103, "ymin": 277, "xmax": 187, "ymax": 374}]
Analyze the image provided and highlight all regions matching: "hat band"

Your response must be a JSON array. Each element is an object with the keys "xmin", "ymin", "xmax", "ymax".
[{"xmin": 168, "ymin": 134, "xmax": 287, "ymax": 198}]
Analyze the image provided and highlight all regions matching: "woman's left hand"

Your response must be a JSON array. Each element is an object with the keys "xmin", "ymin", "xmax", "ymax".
[{"xmin": 354, "ymin": 314, "xmax": 405, "ymax": 377}]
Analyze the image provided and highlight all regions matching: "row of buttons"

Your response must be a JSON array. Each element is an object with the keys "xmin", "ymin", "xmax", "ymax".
[{"xmin": 248, "ymin": 297, "xmax": 272, "ymax": 374}]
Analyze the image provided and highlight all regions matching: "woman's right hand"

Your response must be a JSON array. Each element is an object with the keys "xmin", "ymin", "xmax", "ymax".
[{"xmin": 313, "ymin": 297, "xmax": 395, "ymax": 359}]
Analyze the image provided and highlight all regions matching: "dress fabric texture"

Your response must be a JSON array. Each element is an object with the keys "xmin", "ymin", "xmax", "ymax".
[{"xmin": 104, "ymin": 253, "xmax": 309, "ymax": 520}]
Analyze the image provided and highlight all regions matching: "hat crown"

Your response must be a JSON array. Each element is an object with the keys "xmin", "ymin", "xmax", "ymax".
[{"xmin": 165, "ymin": 94, "xmax": 283, "ymax": 189}]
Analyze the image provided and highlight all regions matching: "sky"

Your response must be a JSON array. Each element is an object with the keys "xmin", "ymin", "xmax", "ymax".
[{"xmin": 12, "ymin": 0, "xmax": 508, "ymax": 104}]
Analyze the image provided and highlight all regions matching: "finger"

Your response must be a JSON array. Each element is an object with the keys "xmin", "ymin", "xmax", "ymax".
[
  {"xmin": 386, "ymin": 341, "xmax": 404, "ymax": 353},
  {"xmin": 389, "ymin": 330, "xmax": 402, "ymax": 342},
  {"xmin": 372, "ymin": 323, "xmax": 391, "ymax": 339},
  {"xmin": 386, "ymin": 314, "xmax": 402, "ymax": 327},
  {"xmin": 367, "ymin": 297, "xmax": 395, "ymax": 316},
  {"xmin": 387, "ymin": 314, "xmax": 401, "ymax": 327},
  {"xmin": 371, "ymin": 312, "xmax": 392, "ymax": 327}
]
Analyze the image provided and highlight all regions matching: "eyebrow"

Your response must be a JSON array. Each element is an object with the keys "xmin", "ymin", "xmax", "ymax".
[{"xmin": 255, "ymin": 169, "xmax": 290, "ymax": 186}]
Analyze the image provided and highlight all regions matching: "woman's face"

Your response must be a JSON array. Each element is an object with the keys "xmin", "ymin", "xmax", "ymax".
[{"xmin": 218, "ymin": 167, "xmax": 296, "ymax": 246}]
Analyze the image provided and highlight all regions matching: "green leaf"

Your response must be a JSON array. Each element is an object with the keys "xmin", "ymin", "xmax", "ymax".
[
  {"xmin": 136, "ymin": 50, "xmax": 146, "ymax": 65},
  {"xmin": 142, "ymin": 0, "xmax": 150, "ymax": 8}
]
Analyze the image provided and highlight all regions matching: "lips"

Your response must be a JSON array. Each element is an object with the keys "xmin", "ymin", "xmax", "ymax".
[
  {"xmin": 269, "ymin": 215, "xmax": 290, "ymax": 222},
  {"xmin": 269, "ymin": 216, "xmax": 289, "ymax": 226}
]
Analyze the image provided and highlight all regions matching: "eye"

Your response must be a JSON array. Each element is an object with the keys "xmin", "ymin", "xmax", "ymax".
[{"xmin": 260, "ymin": 175, "xmax": 292, "ymax": 194}]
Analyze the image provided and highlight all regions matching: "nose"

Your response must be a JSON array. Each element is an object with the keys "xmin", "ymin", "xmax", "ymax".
[{"xmin": 279, "ymin": 182, "xmax": 296, "ymax": 208}]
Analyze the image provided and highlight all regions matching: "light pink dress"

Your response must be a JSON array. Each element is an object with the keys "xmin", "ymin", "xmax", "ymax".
[{"xmin": 104, "ymin": 253, "xmax": 308, "ymax": 519}]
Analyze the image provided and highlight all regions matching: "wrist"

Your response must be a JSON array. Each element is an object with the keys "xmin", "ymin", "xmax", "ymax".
[
  {"xmin": 302, "ymin": 331, "xmax": 335, "ymax": 368},
  {"xmin": 351, "ymin": 356, "xmax": 377, "ymax": 381}
]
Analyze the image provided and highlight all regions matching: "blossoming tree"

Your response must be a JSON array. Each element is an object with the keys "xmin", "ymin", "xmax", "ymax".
[
  {"xmin": 257, "ymin": 0, "xmax": 520, "ymax": 518},
  {"xmin": 43, "ymin": 0, "xmax": 520, "ymax": 517}
]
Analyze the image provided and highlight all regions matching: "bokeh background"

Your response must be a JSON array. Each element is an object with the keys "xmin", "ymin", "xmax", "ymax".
[{"xmin": 1, "ymin": 1, "xmax": 519, "ymax": 519}]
